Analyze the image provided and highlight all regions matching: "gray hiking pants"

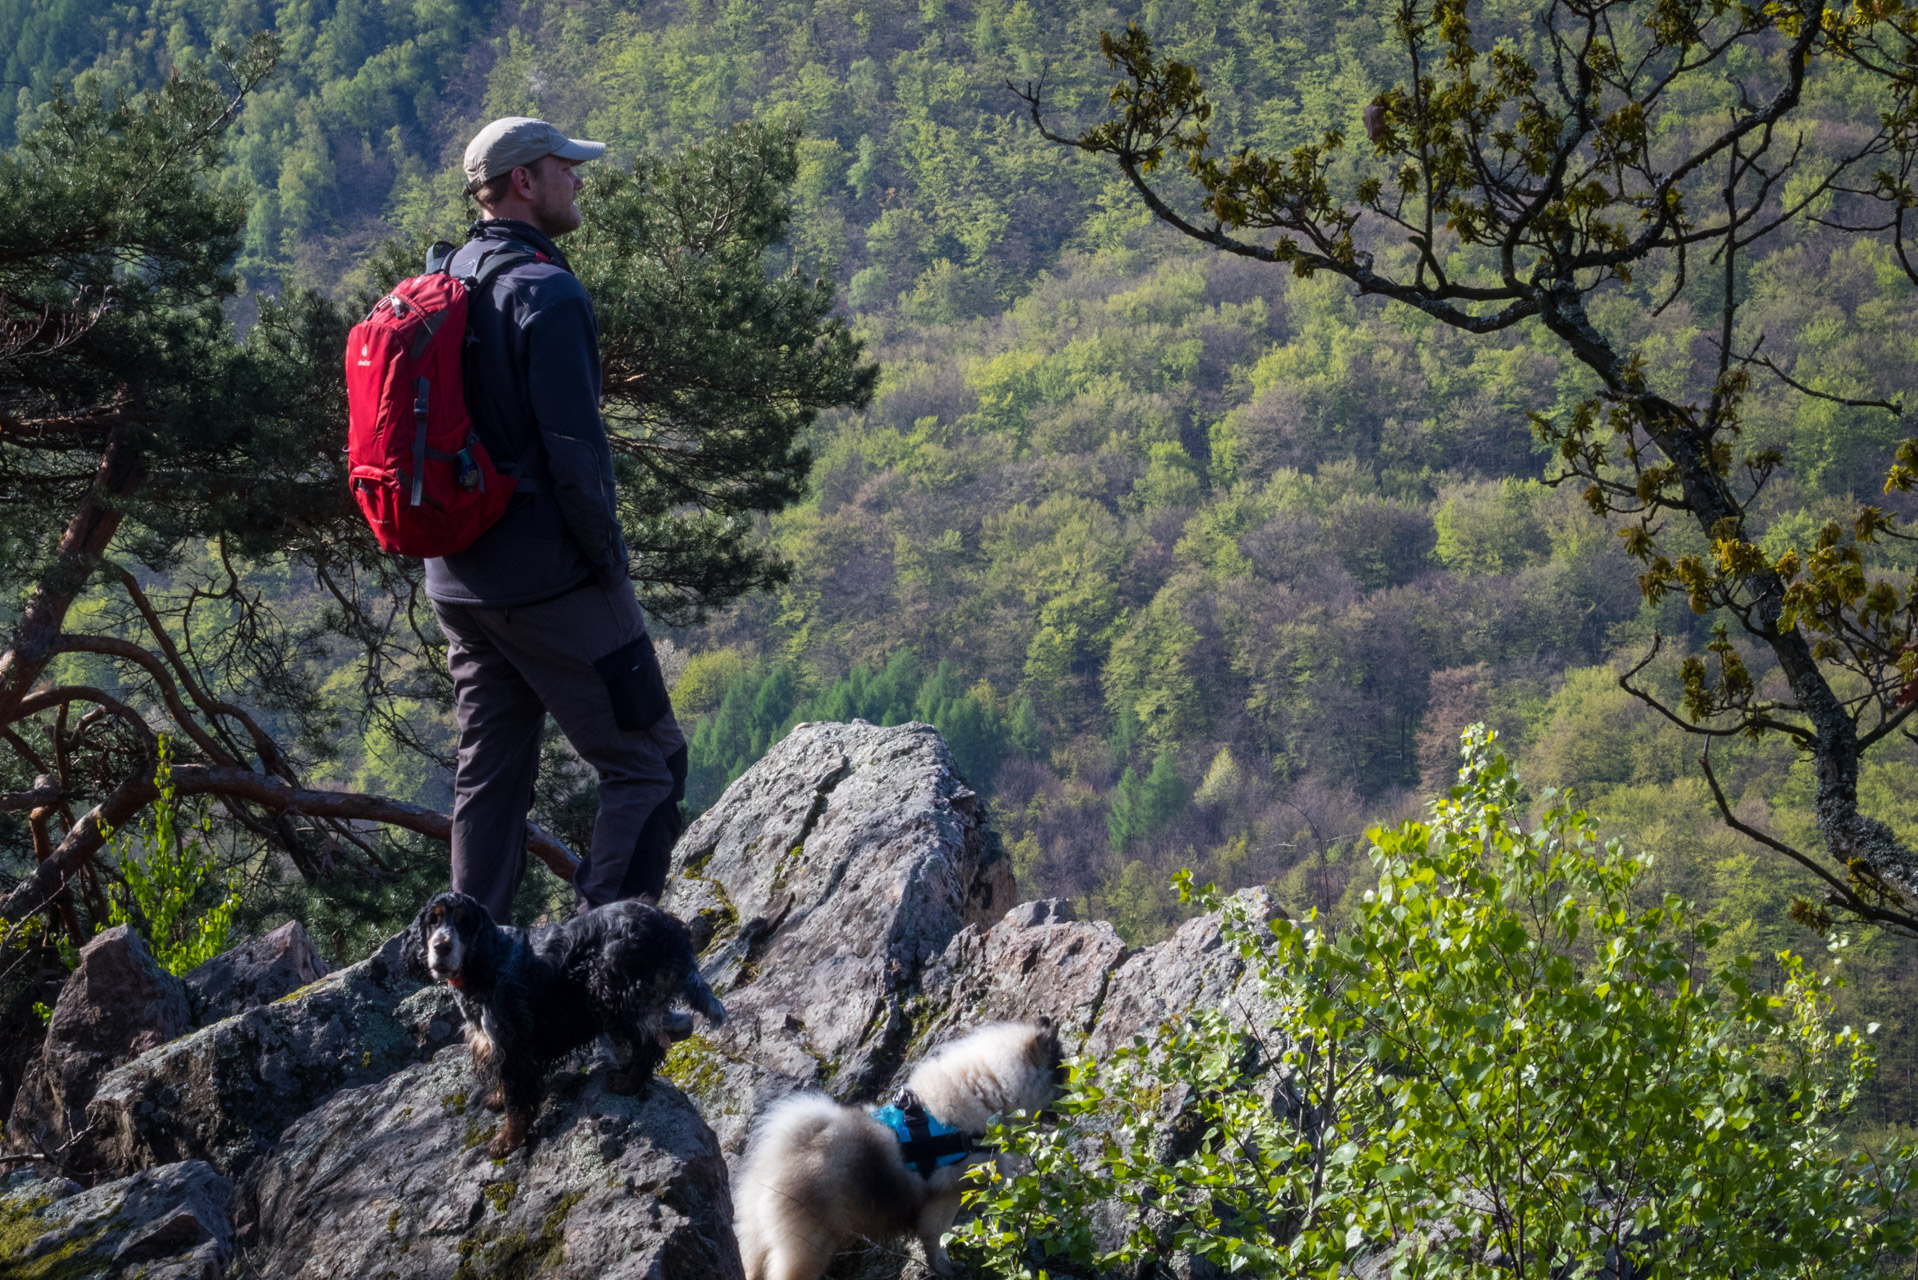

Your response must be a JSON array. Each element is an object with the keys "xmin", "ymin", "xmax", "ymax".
[{"xmin": 431, "ymin": 581, "xmax": 686, "ymax": 923}]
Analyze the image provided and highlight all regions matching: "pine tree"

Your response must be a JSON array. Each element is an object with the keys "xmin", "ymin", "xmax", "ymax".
[
  {"xmin": 1139, "ymin": 748, "xmax": 1187, "ymax": 830},
  {"xmin": 2, "ymin": 68, "xmax": 876, "ymax": 930},
  {"xmin": 1107, "ymin": 767, "xmax": 1142, "ymax": 853},
  {"xmin": 0, "ymin": 38, "xmax": 422, "ymax": 927},
  {"xmin": 571, "ymin": 119, "xmax": 878, "ymax": 624},
  {"xmin": 1109, "ymin": 749, "xmax": 1187, "ymax": 854}
]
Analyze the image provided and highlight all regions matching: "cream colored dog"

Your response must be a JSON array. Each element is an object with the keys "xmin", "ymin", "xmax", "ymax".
[{"xmin": 733, "ymin": 1019, "xmax": 1063, "ymax": 1280}]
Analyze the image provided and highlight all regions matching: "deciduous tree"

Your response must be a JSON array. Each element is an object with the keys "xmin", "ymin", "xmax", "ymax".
[
  {"xmin": 1022, "ymin": 0, "xmax": 1918, "ymax": 932},
  {"xmin": 961, "ymin": 730, "xmax": 1918, "ymax": 1277}
]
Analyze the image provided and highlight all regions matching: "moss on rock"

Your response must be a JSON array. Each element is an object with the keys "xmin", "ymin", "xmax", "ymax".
[
  {"xmin": 450, "ymin": 1190, "xmax": 581, "ymax": 1280},
  {"xmin": 0, "ymin": 1193, "xmax": 119, "ymax": 1280}
]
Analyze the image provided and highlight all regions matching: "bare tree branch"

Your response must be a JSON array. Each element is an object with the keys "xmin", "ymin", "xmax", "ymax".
[{"xmin": 0, "ymin": 763, "xmax": 576, "ymax": 924}]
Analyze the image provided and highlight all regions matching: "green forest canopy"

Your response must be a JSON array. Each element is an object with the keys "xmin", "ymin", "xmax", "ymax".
[{"xmin": 10, "ymin": 0, "xmax": 1918, "ymax": 1125}]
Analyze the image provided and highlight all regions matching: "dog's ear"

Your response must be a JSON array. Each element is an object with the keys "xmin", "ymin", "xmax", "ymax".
[
  {"xmin": 397, "ymin": 905, "xmax": 432, "ymax": 981},
  {"xmin": 459, "ymin": 898, "xmax": 500, "ymax": 978},
  {"xmin": 459, "ymin": 894, "xmax": 498, "ymax": 939},
  {"xmin": 1030, "ymin": 1015, "xmax": 1060, "ymax": 1058},
  {"xmin": 1030, "ymin": 1017, "xmax": 1066, "ymax": 1090}
]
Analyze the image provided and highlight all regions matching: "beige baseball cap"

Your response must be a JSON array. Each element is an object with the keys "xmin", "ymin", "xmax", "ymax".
[{"xmin": 462, "ymin": 117, "xmax": 606, "ymax": 186}]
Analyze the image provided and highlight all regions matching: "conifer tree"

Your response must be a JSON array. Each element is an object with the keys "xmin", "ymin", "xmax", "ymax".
[
  {"xmin": 0, "ymin": 37, "xmax": 457, "ymax": 929},
  {"xmin": 1, "ymin": 59, "xmax": 874, "ymax": 931}
]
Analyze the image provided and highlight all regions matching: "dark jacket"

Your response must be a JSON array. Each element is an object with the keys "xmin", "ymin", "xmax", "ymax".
[{"xmin": 423, "ymin": 220, "xmax": 629, "ymax": 607}]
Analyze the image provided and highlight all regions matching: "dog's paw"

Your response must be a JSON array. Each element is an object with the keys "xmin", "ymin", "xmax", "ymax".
[
  {"xmin": 652, "ymin": 1011, "xmax": 697, "ymax": 1051},
  {"xmin": 488, "ymin": 1113, "xmax": 528, "ymax": 1159},
  {"xmin": 480, "ymin": 1085, "xmax": 505, "ymax": 1112}
]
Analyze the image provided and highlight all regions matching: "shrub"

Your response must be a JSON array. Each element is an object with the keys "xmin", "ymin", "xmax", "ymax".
[
  {"xmin": 106, "ymin": 737, "xmax": 239, "ymax": 977},
  {"xmin": 960, "ymin": 727, "xmax": 1917, "ymax": 1279}
]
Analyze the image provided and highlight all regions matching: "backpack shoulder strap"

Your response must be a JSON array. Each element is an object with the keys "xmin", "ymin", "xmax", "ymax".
[
  {"xmin": 461, "ymin": 245, "xmax": 537, "ymax": 292},
  {"xmin": 451, "ymin": 244, "xmax": 544, "ymax": 493}
]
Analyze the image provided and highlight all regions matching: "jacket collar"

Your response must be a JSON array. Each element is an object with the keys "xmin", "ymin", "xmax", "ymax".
[{"xmin": 467, "ymin": 218, "xmax": 572, "ymax": 274}]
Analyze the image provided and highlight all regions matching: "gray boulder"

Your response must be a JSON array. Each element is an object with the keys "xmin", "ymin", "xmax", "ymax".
[
  {"xmin": 659, "ymin": 720, "xmax": 1016, "ymax": 1151},
  {"xmin": 82, "ymin": 930, "xmax": 459, "ymax": 1180},
  {"xmin": 181, "ymin": 920, "xmax": 328, "ymax": 1025},
  {"xmin": 1084, "ymin": 887, "xmax": 1281, "ymax": 1059},
  {"xmin": 235, "ymin": 1045, "xmax": 741, "ymax": 1280},
  {"xmin": 0, "ymin": 1158, "xmax": 232, "ymax": 1279},
  {"xmin": 5, "ymin": 925, "xmax": 191, "ymax": 1179},
  {"xmin": 915, "ymin": 898, "xmax": 1128, "ymax": 1048}
]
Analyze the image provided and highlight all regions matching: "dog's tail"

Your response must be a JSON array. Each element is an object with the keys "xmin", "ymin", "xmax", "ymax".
[{"xmin": 684, "ymin": 962, "xmax": 727, "ymax": 1026}]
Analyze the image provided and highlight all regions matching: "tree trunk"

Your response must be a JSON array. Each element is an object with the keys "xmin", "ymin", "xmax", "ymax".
[{"xmin": 0, "ymin": 422, "xmax": 145, "ymax": 723}]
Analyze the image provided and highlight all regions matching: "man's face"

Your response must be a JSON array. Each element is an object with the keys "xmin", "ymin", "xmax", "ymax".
[{"xmin": 522, "ymin": 155, "xmax": 585, "ymax": 236}]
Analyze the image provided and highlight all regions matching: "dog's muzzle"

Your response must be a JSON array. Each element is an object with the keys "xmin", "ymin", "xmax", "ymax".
[{"xmin": 427, "ymin": 927, "xmax": 464, "ymax": 986}]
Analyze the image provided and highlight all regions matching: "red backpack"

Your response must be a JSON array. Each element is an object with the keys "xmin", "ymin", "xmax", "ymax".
[{"xmin": 344, "ymin": 244, "xmax": 532, "ymax": 557}]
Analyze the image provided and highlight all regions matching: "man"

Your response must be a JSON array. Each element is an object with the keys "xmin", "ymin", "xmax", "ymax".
[{"xmin": 426, "ymin": 116, "xmax": 686, "ymax": 923}]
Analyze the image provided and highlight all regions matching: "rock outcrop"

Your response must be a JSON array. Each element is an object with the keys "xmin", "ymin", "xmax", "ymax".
[
  {"xmin": 1081, "ymin": 887, "xmax": 1280, "ymax": 1059},
  {"xmin": 6, "ymin": 920, "xmax": 333, "ymax": 1181},
  {"xmin": 656, "ymin": 723, "xmax": 1287, "ymax": 1266},
  {"xmin": 181, "ymin": 920, "xmax": 328, "ymax": 1025},
  {"xmin": 236, "ymin": 1046, "xmax": 740, "ymax": 1280},
  {"xmin": 82, "ymin": 931, "xmax": 458, "ymax": 1180},
  {"xmin": 1, "ymin": 720, "xmax": 1285, "ymax": 1280},
  {"xmin": 0, "ymin": 1159, "xmax": 232, "ymax": 1279},
  {"xmin": 915, "ymin": 898, "xmax": 1128, "ymax": 1047},
  {"xmin": 659, "ymin": 720, "xmax": 1016, "ymax": 1150},
  {"xmin": 6, "ymin": 925, "xmax": 191, "ymax": 1178}
]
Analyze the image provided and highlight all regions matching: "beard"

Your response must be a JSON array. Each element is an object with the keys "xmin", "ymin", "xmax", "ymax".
[{"xmin": 532, "ymin": 178, "xmax": 582, "ymax": 236}]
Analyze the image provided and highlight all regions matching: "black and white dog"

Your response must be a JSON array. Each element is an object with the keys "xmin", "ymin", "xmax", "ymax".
[{"xmin": 402, "ymin": 891, "xmax": 726, "ymax": 1156}]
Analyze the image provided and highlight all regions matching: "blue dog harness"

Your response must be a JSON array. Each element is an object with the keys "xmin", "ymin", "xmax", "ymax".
[{"xmin": 872, "ymin": 1089, "xmax": 970, "ymax": 1178}]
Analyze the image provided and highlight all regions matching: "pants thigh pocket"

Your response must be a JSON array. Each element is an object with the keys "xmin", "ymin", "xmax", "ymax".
[{"xmin": 591, "ymin": 634, "xmax": 671, "ymax": 732}]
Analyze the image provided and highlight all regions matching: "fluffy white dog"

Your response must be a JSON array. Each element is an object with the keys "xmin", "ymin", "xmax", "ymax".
[{"xmin": 733, "ymin": 1019, "xmax": 1063, "ymax": 1280}]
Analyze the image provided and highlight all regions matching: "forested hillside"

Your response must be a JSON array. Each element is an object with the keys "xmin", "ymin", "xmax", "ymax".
[{"xmin": 11, "ymin": 0, "xmax": 1918, "ymax": 1123}]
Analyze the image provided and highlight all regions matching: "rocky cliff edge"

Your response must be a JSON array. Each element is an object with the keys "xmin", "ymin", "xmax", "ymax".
[{"xmin": 1, "ymin": 721, "xmax": 1278, "ymax": 1279}]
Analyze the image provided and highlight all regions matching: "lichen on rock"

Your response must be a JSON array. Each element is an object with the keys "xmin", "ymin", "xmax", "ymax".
[{"xmin": 236, "ymin": 1046, "xmax": 740, "ymax": 1280}]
